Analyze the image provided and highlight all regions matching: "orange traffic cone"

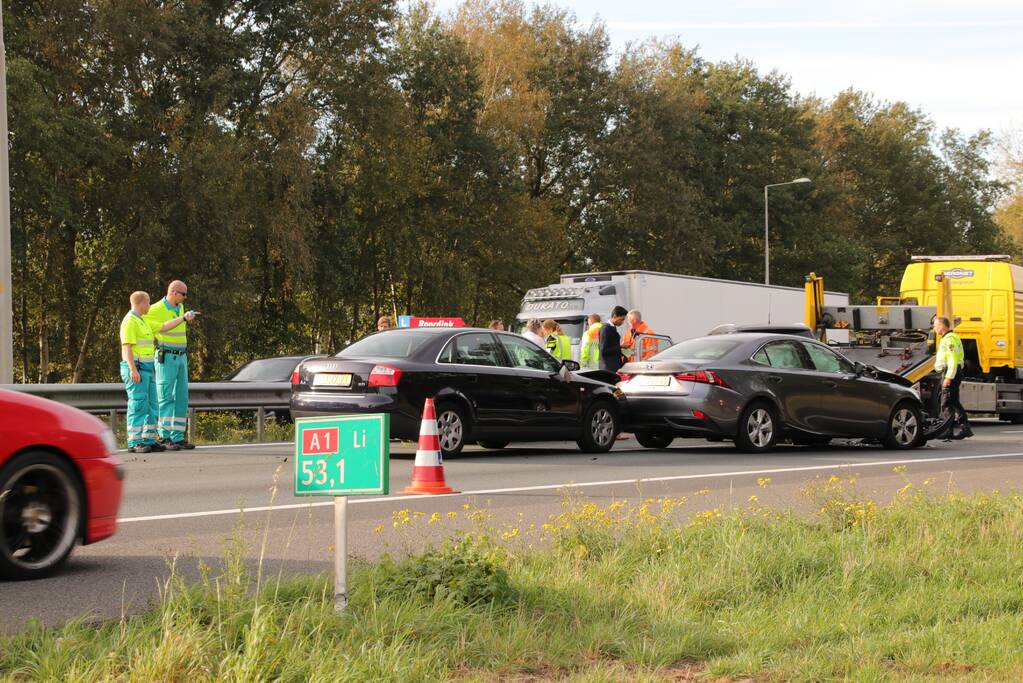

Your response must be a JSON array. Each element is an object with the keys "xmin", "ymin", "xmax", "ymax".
[{"xmin": 404, "ymin": 398, "xmax": 459, "ymax": 495}]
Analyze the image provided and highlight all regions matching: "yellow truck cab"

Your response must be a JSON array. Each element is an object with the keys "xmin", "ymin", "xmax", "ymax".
[{"xmin": 900, "ymin": 255, "xmax": 1023, "ymax": 381}]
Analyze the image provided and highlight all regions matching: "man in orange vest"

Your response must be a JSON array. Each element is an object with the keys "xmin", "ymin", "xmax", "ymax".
[{"xmin": 621, "ymin": 310, "xmax": 658, "ymax": 361}]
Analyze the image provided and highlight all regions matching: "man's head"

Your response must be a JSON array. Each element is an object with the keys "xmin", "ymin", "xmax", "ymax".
[
  {"xmin": 130, "ymin": 291, "xmax": 151, "ymax": 315},
  {"xmin": 166, "ymin": 280, "xmax": 188, "ymax": 307},
  {"xmin": 527, "ymin": 319, "xmax": 543, "ymax": 334},
  {"xmin": 488, "ymin": 319, "xmax": 504, "ymax": 331},
  {"xmin": 627, "ymin": 309, "xmax": 642, "ymax": 327},
  {"xmin": 587, "ymin": 313, "xmax": 601, "ymax": 325},
  {"xmin": 610, "ymin": 305, "xmax": 628, "ymax": 325},
  {"xmin": 933, "ymin": 316, "xmax": 951, "ymax": 335},
  {"xmin": 377, "ymin": 316, "xmax": 393, "ymax": 331}
]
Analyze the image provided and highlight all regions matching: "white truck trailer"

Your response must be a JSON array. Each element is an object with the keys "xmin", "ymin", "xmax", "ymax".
[{"xmin": 515, "ymin": 270, "xmax": 849, "ymax": 360}]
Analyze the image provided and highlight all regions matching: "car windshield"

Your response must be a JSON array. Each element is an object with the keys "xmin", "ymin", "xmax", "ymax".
[
  {"xmin": 655, "ymin": 337, "xmax": 742, "ymax": 361},
  {"xmin": 229, "ymin": 357, "xmax": 300, "ymax": 381},
  {"xmin": 337, "ymin": 331, "xmax": 431, "ymax": 358}
]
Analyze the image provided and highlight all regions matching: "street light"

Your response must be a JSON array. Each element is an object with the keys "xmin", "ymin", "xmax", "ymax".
[{"xmin": 764, "ymin": 177, "xmax": 811, "ymax": 286}]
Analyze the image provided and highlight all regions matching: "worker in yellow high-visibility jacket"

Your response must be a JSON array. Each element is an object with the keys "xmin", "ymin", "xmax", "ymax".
[
  {"xmin": 933, "ymin": 316, "xmax": 972, "ymax": 440},
  {"xmin": 144, "ymin": 280, "xmax": 200, "ymax": 450},
  {"xmin": 579, "ymin": 314, "xmax": 602, "ymax": 369}
]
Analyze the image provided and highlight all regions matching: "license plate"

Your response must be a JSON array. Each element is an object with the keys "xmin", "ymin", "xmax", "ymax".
[
  {"xmin": 313, "ymin": 373, "xmax": 353, "ymax": 387},
  {"xmin": 640, "ymin": 375, "xmax": 671, "ymax": 387}
]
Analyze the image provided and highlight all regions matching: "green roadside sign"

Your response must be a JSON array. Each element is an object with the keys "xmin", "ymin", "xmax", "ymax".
[{"xmin": 294, "ymin": 414, "xmax": 389, "ymax": 496}]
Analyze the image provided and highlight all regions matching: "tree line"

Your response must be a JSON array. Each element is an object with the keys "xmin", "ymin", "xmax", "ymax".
[{"xmin": 7, "ymin": 0, "xmax": 1015, "ymax": 383}]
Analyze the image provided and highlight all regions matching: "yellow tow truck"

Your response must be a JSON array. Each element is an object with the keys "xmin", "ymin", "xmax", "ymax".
[{"xmin": 805, "ymin": 255, "xmax": 1023, "ymax": 423}]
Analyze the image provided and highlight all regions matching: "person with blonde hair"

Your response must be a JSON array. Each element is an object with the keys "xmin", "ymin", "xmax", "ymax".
[{"xmin": 542, "ymin": 319, "xmax": 571, "ymax": 361}]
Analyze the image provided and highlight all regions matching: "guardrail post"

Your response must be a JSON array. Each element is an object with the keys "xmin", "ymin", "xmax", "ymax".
[
  {"xmin": 256, "ymin": 406, "xmax": 265, "ymax": 441},
  {"xmin": 188, "ymin": 408, "xmax": 195, "ymax": 442},
  {"xmin": 108, "ymin": 409, "xmax": 117, "ymax": 435}
]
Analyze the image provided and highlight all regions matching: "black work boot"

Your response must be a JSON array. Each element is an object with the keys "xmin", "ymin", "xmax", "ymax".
[
  {"xmin": 131, "ymin": 444, "xmax": 152, "ymax": 454},
  {"xmin": 176, "ymin": 441, "xmax": 196, "ymax": 450}
]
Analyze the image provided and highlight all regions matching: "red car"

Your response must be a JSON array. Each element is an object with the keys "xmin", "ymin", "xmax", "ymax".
[{"xmin": 0, "ymin": 388, "xmax": 124, "ymax": 580}]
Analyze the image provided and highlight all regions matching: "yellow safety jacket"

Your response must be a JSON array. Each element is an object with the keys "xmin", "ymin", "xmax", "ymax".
[
  {"xmin": 120, "ymin": 311, "xmax": 157, "ymax": 361},
  {"xmin": 935, "ymin": 331, "xmax": 965, "ymax": 380},
  {"xmin": 580, "ymin": 322, "xmax": 602, "ymax": 368},
  {"xmin": 145, "ymin": 297, "xmax": 187, "ymax": 350},
  {"xmin": 545, "ymin": 333, "xmax": 572, "ymax": 361}
]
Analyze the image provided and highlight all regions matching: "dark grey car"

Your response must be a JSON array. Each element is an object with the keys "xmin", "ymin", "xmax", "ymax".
[{"xmin": 617, "ymin": 333, "xmax": 926, "ymax": 452}]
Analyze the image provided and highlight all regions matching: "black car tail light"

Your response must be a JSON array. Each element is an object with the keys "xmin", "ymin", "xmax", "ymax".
[
  {"xmin": 673, "ymin": 370, "xmax": 728, "ymax": 387},
  {"xmin": 291, "ymin": 370, "xmax": 300, "ymax": 386},
  {"xmin": 368, "ymin": 365, "xmax": 403, "ymax": 387}
]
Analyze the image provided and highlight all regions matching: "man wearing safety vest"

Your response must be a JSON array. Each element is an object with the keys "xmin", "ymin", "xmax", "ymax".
[
  {"xmin": 933, "ymin": 316, "xmax": 972, "ymax": 440},
  {"xmin": 621, "ymin": 310, "xmax": 658, "ymax": 362},
  {"xmin": 579, "ymin": 313, "xmax": 602, "ymax": 369},
  {"xmin": 119, "ymin": 292, "xmax": 162, "ymax": 453},
  {"xmin": 145, "ymin": 280, "xmax": 200, "ymax": 450}
]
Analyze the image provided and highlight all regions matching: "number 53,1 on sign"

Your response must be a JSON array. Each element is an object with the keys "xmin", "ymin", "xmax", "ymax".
[{"xmin": 294, "ymin": 414, "xmax": 389, "ymax": 496}]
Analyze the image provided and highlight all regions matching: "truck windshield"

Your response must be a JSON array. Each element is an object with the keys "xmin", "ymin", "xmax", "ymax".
[
  {"xmin": 514, "ymin": 317, "xmax": 586, "ymax": 342},
  {"xmin": 656, "ymin": 338, "xmax": 742, "ymax": 361}
]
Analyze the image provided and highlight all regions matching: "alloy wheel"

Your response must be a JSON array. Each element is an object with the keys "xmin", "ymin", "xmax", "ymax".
[
  {"xmin": 747, "ymin": 408, "xmax": 774, "ymax": 448},
  {"xmin": 590, "ymin": 407, "xmax": 615, "ymax": 447},
  {"xmin": 0, "ymin": 463, "xmax": 81, "ymax": 573},
  {"xmin": 437, "ymin": 410, "xmax": 464, "ymax": 453},
  {"xmin": 891, "ymin": 407, "xmax": 919, "ymax": 446}
]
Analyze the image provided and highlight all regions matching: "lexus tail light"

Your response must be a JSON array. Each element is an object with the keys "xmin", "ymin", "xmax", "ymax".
[
  {"xmin": 673, "ymin": 370, "xmax": 728, "ymax": 387},
  {"xmin": 291, "ymin": 370, "xmax": 300, "ymax": 385}
]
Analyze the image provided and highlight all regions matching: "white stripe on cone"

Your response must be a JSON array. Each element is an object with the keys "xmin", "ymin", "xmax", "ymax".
[
  {"xmin": 419, "ymin": 420, "xmax": 439, "ymax": 437},
  {"xmin": 413, "ymin": 448, "xmax": 441, "ymax": 467}
]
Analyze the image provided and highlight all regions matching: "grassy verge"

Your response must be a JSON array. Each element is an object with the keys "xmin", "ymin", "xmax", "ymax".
[
  {"xmin": 4, "ymin": 476, "xmax": 1023, "ymax": 681},
  {"xmin": 100, "ymin": 411, "xmax": 294, "ymax": 448}
]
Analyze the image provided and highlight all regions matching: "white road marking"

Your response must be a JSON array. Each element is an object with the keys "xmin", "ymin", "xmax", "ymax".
[
  {"xmin": 118, "ymin": 450, "xmax": 1023, "ymax": 524},
  {"xmin": 1001, "ymin": 430, "xmax": 1023, "ymax": 434}
]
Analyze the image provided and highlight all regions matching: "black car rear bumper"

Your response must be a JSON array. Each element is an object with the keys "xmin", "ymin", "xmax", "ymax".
[{"xmin": 290, "ymin": 392, "xmax": 421, "ymax": 440}]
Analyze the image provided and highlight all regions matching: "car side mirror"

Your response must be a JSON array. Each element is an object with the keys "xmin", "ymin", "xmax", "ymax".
[
  {"xmin": 562, "ymin": 359, "xmax": 581, "ymax": 372},
  {"xmin": 853, "ymin": 361, "xmax": 868, "ymax": 376}
]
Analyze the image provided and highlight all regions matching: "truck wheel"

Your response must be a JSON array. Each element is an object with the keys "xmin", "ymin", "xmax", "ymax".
[
  {"xmin": 577, "ymin": 402, "xmax": 618, "ymax": 453},
  {"xmin": 735, "ymin": 401, "xmax": 781, "ymax": 453},
  {"xmin": 0, "ymin": 451, "xmax": 83, "ymax": 580},
  {"xmin": 882, "ymin": 402, "xmax": 924, "ymax": 450},
  {"xmin": 635, "ymin": 432, "xmax": 674, "ymax": 449}
]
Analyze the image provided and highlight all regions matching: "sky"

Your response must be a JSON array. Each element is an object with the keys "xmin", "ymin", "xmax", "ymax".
[{"xmin": 426, "ymin": 0, "xmax": 1023, "ymax": 140}]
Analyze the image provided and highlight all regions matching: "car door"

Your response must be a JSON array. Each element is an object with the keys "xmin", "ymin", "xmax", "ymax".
[
  {"xmin": 498, "ymin": 334, "xmax": 579, "ymax": 435},
  {"xmin": 749, "ymin": 340, "xmax": 820, "ymax": 432},
  {"xmin": 800, "ymin": 341, "xmax": 888, "ymax": 437},
  {"xmin": 436, "ymin": 332, "xmax": 523, "ymax": 431}
]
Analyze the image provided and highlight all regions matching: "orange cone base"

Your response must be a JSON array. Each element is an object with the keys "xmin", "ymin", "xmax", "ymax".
[{"xmin": 403, "ymin": 465, "xmax": 459, "ymax": 495}]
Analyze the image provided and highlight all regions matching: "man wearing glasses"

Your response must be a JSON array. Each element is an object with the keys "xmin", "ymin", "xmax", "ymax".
[{"xmin": 145, "ymin": 280, "xmax": 200, "ymax": 450}]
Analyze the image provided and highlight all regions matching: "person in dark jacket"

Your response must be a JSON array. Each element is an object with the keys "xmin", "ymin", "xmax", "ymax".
[{"xmin": 599, "ymin": 306, "xmax": 628, "ymax": 372}]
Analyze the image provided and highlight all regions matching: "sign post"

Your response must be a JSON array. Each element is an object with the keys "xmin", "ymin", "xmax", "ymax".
[{"xmin": 294, "ymin": 414, "xmax": 389, "ymax": 612}]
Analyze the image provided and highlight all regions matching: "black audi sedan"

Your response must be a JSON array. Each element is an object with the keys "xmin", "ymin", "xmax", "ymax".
[
  {"xmin": 290, "ymin": 328, "xmax": 620, "ymax": 456},
  {"xmin": 617, "ymin": 333, "xmax": 927, "ymax": 452}
]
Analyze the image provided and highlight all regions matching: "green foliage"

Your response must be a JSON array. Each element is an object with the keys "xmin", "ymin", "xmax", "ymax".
[
  {"xmin": 7, "ymin": 0, "xmax": 1016, "ymax": 383},
  {"xmin": 373, "ymin": 535, "xmax": 516, "ymax": 608}
]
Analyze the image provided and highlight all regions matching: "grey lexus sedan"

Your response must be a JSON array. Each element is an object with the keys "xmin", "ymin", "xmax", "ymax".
[{"xmin": 616, "ymin": 333, "xmax": 927, "ymax": 452}]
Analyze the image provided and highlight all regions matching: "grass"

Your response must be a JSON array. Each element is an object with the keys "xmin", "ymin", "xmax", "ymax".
[
  {"xmin": 5, "ymin": 475, "xmax": 1023, "ymax": 681},
  {"xmin": 100, "ymin": 411, "xmax": 294, "ymax": 448}
]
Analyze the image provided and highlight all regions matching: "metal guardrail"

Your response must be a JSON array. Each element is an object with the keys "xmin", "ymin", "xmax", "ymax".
[{"xmin": 0, "ymin": 382, "xmax": 292, "ymax": 440}]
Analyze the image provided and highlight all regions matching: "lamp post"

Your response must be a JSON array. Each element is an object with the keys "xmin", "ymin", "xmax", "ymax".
[{"xmin": 764, "ymin": 177, "xmax": 811, "ymax": 286}]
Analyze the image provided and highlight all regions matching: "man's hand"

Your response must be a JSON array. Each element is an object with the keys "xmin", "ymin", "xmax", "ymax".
[
  {"xmin": 185, "ymin": 310, "xmax": 200, "ymax": 322},
  {"xmin": 130, "ymin": 367, "xmax": 141, "ymax": 383},
  {"xmin": 943, "ymin": 378, "xmax": 951, "ymax": 389}
]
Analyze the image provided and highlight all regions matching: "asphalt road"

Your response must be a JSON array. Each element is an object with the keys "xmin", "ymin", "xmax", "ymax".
[{"xmin": 3, "ymin": 422, "xmax": 1023, "ymax": 632}]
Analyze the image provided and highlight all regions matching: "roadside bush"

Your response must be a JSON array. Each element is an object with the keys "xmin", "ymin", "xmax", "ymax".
[{"xmin": 372, "ymin": 536, "xmax": 516, "ymax": 608}]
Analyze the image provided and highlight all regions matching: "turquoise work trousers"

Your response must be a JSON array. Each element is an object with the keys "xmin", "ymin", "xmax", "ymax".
[
  {"xmin": 156, "ymin": 351, "xmax": 189, "ymax": 443},
  {"xmin": 120, "ymin": 360, "xmax": 157, "ymax": 447}
]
